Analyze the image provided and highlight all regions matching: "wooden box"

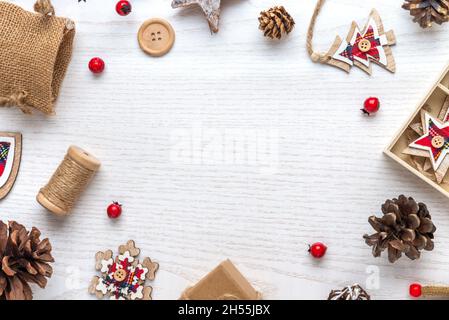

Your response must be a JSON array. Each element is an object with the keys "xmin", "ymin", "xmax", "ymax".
[
  {"xmin": 385, "ymin": 64, "xmax": 449, "ymax": 197},
  {"xmin": 179, "ymin": 259, "xmax": 261, "ymax": 300}
]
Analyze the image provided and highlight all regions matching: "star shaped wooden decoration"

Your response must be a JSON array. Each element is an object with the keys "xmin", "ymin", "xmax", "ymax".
[
  {"xmin": 402, "ymin": 107, "xmax": 449, "ymax": 184},
  {"xmin": 409, "ymin": 113, "xmax": 449, "ymax": 171},
  {"xmin": 172, "ymin": 0, "xmax": 221, "ymax": 33}
]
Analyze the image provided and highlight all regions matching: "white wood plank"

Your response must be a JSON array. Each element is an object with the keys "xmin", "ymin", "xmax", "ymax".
[{"xmin": 1, "ymin": 0, "xmax": 449, "ymax": 300}]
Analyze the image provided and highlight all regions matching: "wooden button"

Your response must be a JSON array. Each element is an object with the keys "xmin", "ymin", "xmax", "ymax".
[
  {"xmin": 432, "ymin": 135, "xmax": 445, "ymax": 149},
  {"xmin": 138, "ymin": 18, "xmax": 175, "ymax": 57},
  {"xmin": 358, "ymin": 39, "xmax": 371, "ymax": 52},
  {"xmin": 113, "ymin": 269, "xmax": 127, "ymax": 282}
]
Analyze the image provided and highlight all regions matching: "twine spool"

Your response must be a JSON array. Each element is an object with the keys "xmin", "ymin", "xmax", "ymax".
[
  {"xmin": 422, "ymin": 286, "xmax": 449, "ymax": 297},
  {"xmin": 37, "ymin": 146, "xmax": 100, "ymax": 216}
]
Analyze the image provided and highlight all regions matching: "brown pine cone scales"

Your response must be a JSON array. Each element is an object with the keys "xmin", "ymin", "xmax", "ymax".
[
  {"xmin": 402, "ymin": 0, "xmax": 449, "ymax": 28},
  {"xmin": 258, "ymin": 6, "xmax": 295, "ymax": 39},
  {"xmin": 0, "ymin": 221, "xmax": 54, "ymax": 300},
  {"xmin": 328, "ymin": 284, "xmax": 370, "ymax": 300},
  {"xmin": 363, "ymin": 195, "xmax": 436, "ymax": 263}
]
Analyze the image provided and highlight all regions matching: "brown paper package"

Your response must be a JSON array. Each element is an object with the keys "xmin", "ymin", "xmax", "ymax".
[
  {"xmin": 0, "ymin": 0, "xmax": 75, "ymax": 115},
  {"xmin": 180, "ymin": 259, "xmax": 261, "ymax": 300}
]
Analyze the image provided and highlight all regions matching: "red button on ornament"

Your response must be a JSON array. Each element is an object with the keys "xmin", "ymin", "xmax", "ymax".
[
  {"xmin": 362, "ymin": 97, "xmax": 380, "ymax": 115},
  {"xmin": 409, "ymin": 283, "xmax": 422, "ymax": 298},
  {"xmin": 88, "ymin": 57, "xmax": 105, "ymax": 74},
  {"xmin": 308, "ymin": 242, "xmax": 327, "ymax": 258},
  {"xmin": 107, "ymin": 202, "xmax": 122, "ymax": 219},
  {"xmin": 116, "ymin": 0, "xmax": 132, "ymax": 16}
]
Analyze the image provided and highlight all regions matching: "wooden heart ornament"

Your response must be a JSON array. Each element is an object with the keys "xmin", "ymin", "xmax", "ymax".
[{"xmin": 0, "ymin": 132, "xmax": 22, "ymax": 200}]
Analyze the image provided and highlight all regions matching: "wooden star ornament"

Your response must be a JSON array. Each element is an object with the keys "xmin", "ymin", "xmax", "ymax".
[
  {"xmin": 403, "ymin": 105, "xmax": 449, "ymax": 184},
  {"xmin": 409, "ymin": 113, "xmax": 449, "ymax": 171},
  {"xmin": 172, "ymin": 0, "xmax": 221, "ymax": 33}
]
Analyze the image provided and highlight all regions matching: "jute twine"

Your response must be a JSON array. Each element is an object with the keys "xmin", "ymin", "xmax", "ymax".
[
  {"xmin": 37, "ymin": 146, "xmax": 100, "ymax": 216},
  {"xmin": 33, "ymin": 0, "xmax": 54, "ymax": 16},
  {"xmin": 306, "ymin": 0, "xmax": 331, "ymax": 63},
  {"xmin": 0, "ymin": 0, "xmax": 75, "ymax": 115},
  {"xmin": 422, "ymin": 286, "xmax": 449, "ymax": 297}
]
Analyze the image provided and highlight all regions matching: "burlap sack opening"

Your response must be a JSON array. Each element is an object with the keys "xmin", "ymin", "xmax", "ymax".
[{"xmin": 0, "ymin": 0, "xmax": 75, "ymax": 115}]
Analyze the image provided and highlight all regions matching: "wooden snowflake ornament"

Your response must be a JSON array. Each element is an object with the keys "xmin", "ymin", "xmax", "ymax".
[
  {"xmin": 88, "ymin": 240, "xmax": 159, "ymax": 300},
  {"xmin": 307, "ymin": 0, "xmax": 396, "ymax": 75},
  {"xmin": 172, "ymin": 0, "xmax": 221, "ymax": 33}
]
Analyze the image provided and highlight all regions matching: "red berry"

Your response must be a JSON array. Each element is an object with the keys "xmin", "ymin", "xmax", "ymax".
[
  {"xmin": 308, "ymin": 242, "xmax": 327, "ymax": 258},
  {"xmin": 409, "ymin": 283, "xmax": 422, "ymax": 298},
  {"xmin": 362, "ymin": 97, "xmax": 380, "ymax": 115},
  {"xmin": 116, "ymin": 0, "xmax": 131, "ymax": 16},
  {"xmin": 88, "ymin": 57, "xmax": 105, "ymax": 74},
  {"xmin": 107, "ymin": 202, "xmax": 122, "ymax": 219}
]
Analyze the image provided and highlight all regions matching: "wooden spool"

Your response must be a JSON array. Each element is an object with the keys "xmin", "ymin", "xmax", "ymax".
[{"xmin": 37, "ymin": 145, "xmax": 100, "ymax": 216}]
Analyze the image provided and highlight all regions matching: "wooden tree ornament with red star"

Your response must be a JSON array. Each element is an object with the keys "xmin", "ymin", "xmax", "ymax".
[{"xmin": 307, "ymin": 0, "xmax": 396, "ymax": 75}]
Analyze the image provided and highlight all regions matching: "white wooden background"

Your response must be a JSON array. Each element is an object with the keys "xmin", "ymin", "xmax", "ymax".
[{"xmin": 2, "ymin": 0, "xmax": 449, "ymax": 300}]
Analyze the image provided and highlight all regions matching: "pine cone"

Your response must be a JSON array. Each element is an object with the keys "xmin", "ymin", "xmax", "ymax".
[
  {"xmin": 328, "ymin": 284, "xmax": 370, "ymax": 300},
  {"xmin": 258, "ymin": 6, "xmax": 295, "ymax": 39},
  {"xmin": 363, "ymin": 195, "xmax": 436, "ymax": 263},
  {"xmin": 402, "ymin": 0, "xmax": 449, "ymax": 28},
  {"xmin": 0, "ymin": 221, "xmax": 54, "ymax": 300}
]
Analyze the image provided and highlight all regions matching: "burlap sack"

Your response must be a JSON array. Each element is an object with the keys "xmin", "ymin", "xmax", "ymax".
[{"xmin": 0, "ymin": 0, "xmax": 75, "ymax": 115}]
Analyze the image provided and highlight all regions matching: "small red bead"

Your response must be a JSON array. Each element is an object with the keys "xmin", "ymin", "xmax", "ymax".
[
  {"xmin": 107, "ymin": 202, "xmax": 122, "ymax": 219},
  {"xmin": 362, "ymin": 97, "xmax": 380, "ymax": 115},
  {"xmin": 116, "ymin": 0, "xmax": 132, "ymax": 16},
  {"xmin": 409, "ymin": 283, "xmax": 422, "ymax": 298},
  {"xmin": 88, "ymin": 57, "xmax": 105, "ymax": 74},
  {"xmin": 308, "ymin": 242, "xmax": 327, "ymax": 258}
]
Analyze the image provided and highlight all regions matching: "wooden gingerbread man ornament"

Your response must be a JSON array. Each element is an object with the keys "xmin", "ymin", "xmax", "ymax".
[{"xmin": 307, "ymin": 0, "xmax": 396, "ymax": 75}]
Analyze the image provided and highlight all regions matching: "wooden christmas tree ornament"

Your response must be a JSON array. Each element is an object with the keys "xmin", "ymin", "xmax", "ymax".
[
  {"xmin": 306, "ymin": 0, "xmax": 396, "ymax": 75},
  {"xmin": 180, "ymin": 259, "xmax": 261, "ymax": 300},
  {"xmin": 172, "ymin": 0, "xmax": 221, "ymax": 33},
  {"xmin": 0, "ymin": 0, "xmax": 75, "ymax": 114},
  {"xmin": 0, "ymin": 132, "xmax": 22, "ymax": 200},
  {"xmin": 37, "ymin": 146, "xmax": 100, "ymax": 216},
  {"xmin": 88, "ymin": 240, "xmax": 159, "ymax": 300}
]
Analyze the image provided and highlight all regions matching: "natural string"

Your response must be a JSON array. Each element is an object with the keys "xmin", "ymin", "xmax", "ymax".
[
  {"xmin": 0, "ymin": 91, "xmax": 33, "ymax": 114},
  {"xmin": 39, "ymin": 152, "xmax": 96, "ymax": 213},
  {"xmin": 306, "ymin": 0, "xmax": 330, "ymax": 63},
  {"xmin": 422, "ymin": 286, "xmax": 449, "ymax": 296},
  {"xmin": 34, "ymin": 0, "xmax": 55, "ymax": 16}
]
